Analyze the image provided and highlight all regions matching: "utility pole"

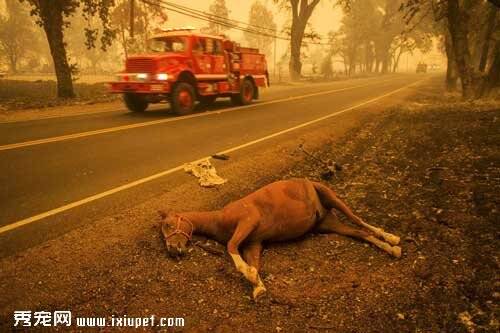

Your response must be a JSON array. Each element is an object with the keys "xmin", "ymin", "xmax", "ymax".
[
  {"xmin": 130, "ymin": 0, "xmax": 135, "ymax": 38},
  {"xmin": 273, "ymin": 36, "xmax": 277, "ymax": 82}
]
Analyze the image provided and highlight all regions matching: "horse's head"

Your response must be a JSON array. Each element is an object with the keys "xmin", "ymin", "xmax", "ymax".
[{"xmin": 159, "ymin": 211, "xmax": 193, "ymax": 258}]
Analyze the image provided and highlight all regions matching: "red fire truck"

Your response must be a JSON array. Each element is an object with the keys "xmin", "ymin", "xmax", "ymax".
[{"xmin": 109, "ymin": 28, "xmax": 269, "ymax": 115}]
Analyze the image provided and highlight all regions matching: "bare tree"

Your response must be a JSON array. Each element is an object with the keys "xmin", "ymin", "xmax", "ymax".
[
  {"xmin": 206, "ymin": 0, "xmax": 230, "ymax": 35},
  {"xmin": 338, "ymin": 0, "xmax": 379, "ymax": 75},
  {"xmin": 244, "ymin": 1, "xmax": 277, "ymax": 59},
  {"xmin": 0, "ymin": 0, "xmax": 38, "ymax": 73},
  {"xmin": 478, "ymin": 4, "xmax": 497, "ymax": 72},
  {"xmin": 391, "ymin": 30, "xmax": 432, "ymax": 72},
  {"xmin": 111, "ymin": 0, "xmax": 146, "ymax": 58},
  {"xmin": 333, "ymin": 0, "xmax": 432, "ymax": 76},
  {"xmin": 274, "ymin": 0, "xmax": 322, "ymax": 80},
  {"xmin": 444, "ymin": 30, "xmax": 458, "ymax": 91}
]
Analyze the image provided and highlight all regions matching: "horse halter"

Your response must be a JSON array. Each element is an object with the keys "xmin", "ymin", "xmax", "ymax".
[{"xmin": 164, "ymin": 214, "xmax": 194, "ymax": 242}]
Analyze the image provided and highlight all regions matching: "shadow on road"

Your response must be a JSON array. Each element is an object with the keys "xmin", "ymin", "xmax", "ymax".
[{"xmin": 120, "ymin": 99, "xmax": 245, "ymax": 119}]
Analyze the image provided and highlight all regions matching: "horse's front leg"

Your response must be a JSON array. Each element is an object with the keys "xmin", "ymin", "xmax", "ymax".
[
  {"xmin": 243, "ymin": 242, "xmax": 266, "ymax": 300},
  {"xmin": 227, "ymin": 217, "xmax": 260, "ymax": 290}
]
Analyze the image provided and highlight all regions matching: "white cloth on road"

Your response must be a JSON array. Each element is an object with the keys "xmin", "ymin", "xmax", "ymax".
[{"xmin": 184, "ymin": 159, "xmax": 227, "ymax": 187}]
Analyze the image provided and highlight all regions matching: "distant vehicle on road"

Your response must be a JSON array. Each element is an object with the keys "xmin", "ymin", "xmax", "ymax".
[
  {"xmin": 109, "ymin": 28, "xmax": 269, "ymax": 115},
  {"xmin": 416, "ymin": 62, "xmax": 428, "ymax": 73},
  {"xmin": 428, "ymin": 64, "xmax": 441, "ymax": 72}
]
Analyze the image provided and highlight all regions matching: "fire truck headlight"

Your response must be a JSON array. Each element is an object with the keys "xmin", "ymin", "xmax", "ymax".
[
  {"xmin": 136, "ymin": 73, "xmax": 148, "ymax": 81},
  {"xmin": 155, "ymin": 73, "xmax": 169, "ymax": 81}
]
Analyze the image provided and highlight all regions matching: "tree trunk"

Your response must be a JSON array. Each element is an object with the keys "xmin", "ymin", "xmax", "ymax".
[
  {"xmin": 376, "ymin": 40, "xmax": 391, "ymax": 74},
  {"xmin": 120, "ymin": 25, "xmax": 128, "ymax": 58},
  {"xmin": 39, "ymin": 1, "xmax": 74, "ymax": 98},
  {"xmin": 347, "ymin": 44, "xmax": 356, "ymax": 76},
  {"xmin": 479, "ymin": 40, "xmax": 500, "ymax": 97},
  {"xmin": 288, "ymin": 0, "xmax": 320, "ymax": 81},
  {"xmin": 447, "ymin": 0, "xmax": 478, "ymax": 99},
  {"xmin": 479, "ymin": 5, "xmax": 497, "ymax": 72},
  {"xmin": 289, "ymin": 24, "xmax": 305, "ymax": 81},
  {"xmin": 365, "ymin": 41, "xmax": 373, "ymax": 73},
  {"xmin": 8, "ymin": 53, "xmax": 17, "ymax": 73},
  {"xmin": 444, "ymin": 32, "xmax": 458, "ymax": 91},
  {"xmin": 381, "ymin": 53, "xmax": 389, "ymax": 74},
  {"xmin": 348, "ymin": 60, "xmax": 355, "ymax": 76},
  {"xmin": 393, "ymin": 47, "xmax": 403, "ymax": 73}
]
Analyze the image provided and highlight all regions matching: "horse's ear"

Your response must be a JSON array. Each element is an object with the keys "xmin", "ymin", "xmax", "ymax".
[
  {"xmin": 158, "ymin": 210, "xmax": 168, "ymax": 220},
  {"xmin": 160, "ymin": 218, "xmax": 169, "ymax": 237}
]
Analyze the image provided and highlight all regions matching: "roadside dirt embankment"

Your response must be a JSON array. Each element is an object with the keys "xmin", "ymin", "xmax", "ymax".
[{"xmin": 1, "ymin": 78, "xmax": 498, "ymax": 332}]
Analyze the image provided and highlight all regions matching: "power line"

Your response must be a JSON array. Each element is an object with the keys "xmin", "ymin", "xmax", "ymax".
[
  {"xmin": 160, "ymin": 0, "xmax": 279, "ymax": 33},
  {"xmin": 139, "ymin": 0, "xmax": 332, "ymax": 46},
  {"xmin": 141, "ymin": 0, "xmax": 288, "ymax": 40},
  {"xmin": 159, "ymin": 0, "xmax": 331, "ymax": 46}
]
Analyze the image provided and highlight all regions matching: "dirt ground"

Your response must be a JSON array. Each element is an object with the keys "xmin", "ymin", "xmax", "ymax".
[{"xmin": 0, "ymin": 78, "xmax": 499, "ymax": 332}]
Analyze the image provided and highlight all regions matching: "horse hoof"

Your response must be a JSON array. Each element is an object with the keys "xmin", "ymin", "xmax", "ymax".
[
  {"xmin": 253, "ymin": 285, "xmax": 267, "ymax": 301},
  {"xmin": 392, "ymin": 246, "xmax": 402, "ymax": 258},
  {"xmin": 385, "ymin": 234, "xmax": 400, "ymax": 246}
]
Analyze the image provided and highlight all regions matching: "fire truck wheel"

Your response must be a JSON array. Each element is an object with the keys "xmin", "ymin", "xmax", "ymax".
[
  {"xmin": 172, "ymin": 82, "xmax": 196, "ymax": 115},
  {"xmin": 124, "ymin": 93, "xmax": 148, "ymax": 112},
  {"xmin": 231, "ymin": 78, "xmax": 254, "ymax": 106},
  {"xmin": 198, "ymin": 95, "xmax": 217, "ymax": 107}
]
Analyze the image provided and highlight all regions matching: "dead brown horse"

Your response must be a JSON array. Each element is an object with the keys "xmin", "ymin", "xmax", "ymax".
[{"xmin": 160, "ymin": 178, "xmax": 401, "ymax": 300}]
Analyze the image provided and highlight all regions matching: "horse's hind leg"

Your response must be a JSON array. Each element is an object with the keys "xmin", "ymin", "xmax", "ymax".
[
  {"xmin": 313, "ymin": 182, "xmax": 400, "ymax": 246},
  {"xmin": 317, "ymin": 212, "xmax": 401, "ymax": 258},
  {"xmin": 243, "ymin": 242, "xmax": 266, "ymax": 300}
]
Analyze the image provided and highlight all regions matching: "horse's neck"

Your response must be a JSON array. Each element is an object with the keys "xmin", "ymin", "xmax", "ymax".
[{"xmin": 184, "ymin": 210, "xmax": 224, "ymax": 239}]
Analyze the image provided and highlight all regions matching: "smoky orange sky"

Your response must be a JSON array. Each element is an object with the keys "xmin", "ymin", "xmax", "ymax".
[
  {"xmin": 165, "ymin": 0, "xmax": 343, "ymax": 67},
  {"xmin": 165, "ymin": 0, "xmax": 343, "ymax": 38},
  {"xmin": 166, "ymin": 0, "xmax": 444, "ymax": 70}
]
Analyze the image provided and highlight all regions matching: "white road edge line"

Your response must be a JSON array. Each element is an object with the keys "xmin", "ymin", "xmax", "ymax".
[
  {"xmin": 0, "ymin": 79, "xmax": 395, "ymax": 152},
  {"xmin": 0, "ymin": 79, "xmax": 425, "ymax": 235}
]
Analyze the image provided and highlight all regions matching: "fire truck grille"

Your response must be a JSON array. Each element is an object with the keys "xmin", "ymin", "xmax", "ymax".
[{"xmin": 126, "ymin": 58, "xmax": 155, "ymax": 73}]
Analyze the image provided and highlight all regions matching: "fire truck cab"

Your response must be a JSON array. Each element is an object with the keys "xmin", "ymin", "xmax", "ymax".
[{"xmin": 109, "ymin": 28, "xmax": 269, "ymax": 115}]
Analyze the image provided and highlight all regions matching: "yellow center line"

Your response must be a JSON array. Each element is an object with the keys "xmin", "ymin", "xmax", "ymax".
[
  {"xmin": 0, "ymin": 78, "xmax": 425, "ymax": 235},
  {"xmin": 0, "ymin": 79, "xmax": 395, "ymax": 152}
]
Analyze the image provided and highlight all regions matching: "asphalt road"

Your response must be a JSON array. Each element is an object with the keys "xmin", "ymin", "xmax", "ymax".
[{"xmin": 0, "ymin": 75, "xmax": 424, "ymax": 257}]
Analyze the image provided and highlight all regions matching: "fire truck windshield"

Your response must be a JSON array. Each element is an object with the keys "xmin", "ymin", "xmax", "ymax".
[{"xmin": 149, "ymin": 37, "xmax": 187, "ymax": 53}]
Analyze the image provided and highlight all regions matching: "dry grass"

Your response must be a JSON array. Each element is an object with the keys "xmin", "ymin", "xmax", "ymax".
[{"xmin": 0, "ymin": 79, "xmax": 117, "ymax": 111}]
